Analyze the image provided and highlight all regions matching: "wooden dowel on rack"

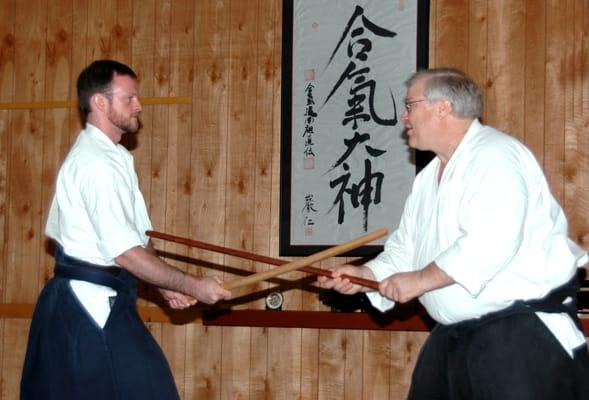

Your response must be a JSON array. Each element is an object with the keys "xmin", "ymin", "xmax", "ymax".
[
  {"xmin": 0, "ymin": 96, "xmax": 191, "ymax": 110},
  {"xmin": 146, "ymin": 230, "xmax": 382, "ymax": 290}
]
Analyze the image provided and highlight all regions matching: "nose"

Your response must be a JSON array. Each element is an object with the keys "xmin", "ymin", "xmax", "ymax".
[
  {"xmin": 133, "ymin": 98, "xmax": 142, "ymax": 113},
  {"xmin": 401, "ymin": 109, "xmax": 409, "ymax": 123}
]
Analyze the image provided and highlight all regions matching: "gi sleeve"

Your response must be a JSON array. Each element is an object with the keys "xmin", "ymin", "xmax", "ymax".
[
  {"xmin": 365, "ymin": 193, "xmax": 417, "ymax": 311},
  {"xmin": 79, "ymin": 159, "xmax": 146, "ymax": 261}
]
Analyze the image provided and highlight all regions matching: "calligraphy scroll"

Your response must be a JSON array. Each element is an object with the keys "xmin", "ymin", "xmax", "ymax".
[{"xmin": 280, "ymin": 0, "xmax": 429, "ymax": 256}]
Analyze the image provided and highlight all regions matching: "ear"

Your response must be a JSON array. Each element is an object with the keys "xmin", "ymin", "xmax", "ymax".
[
  {"xmin": 437, "ymin": 99, "xmax": 452, "ymax": 119},
  {"xmin": 91, "ymin": 93, "xmax": 109, "ymax": 113}
]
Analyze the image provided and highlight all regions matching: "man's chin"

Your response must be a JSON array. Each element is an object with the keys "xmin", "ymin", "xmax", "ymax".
[
  {"xmin": 407, "ymin": 137, "xmax": 420, "ymax": 150},
  {"xmin": 123, "ymin": 120, "xmax": 140, "ymax": 134}
]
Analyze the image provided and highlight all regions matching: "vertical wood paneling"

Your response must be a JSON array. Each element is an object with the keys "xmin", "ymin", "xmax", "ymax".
[
  {"xmin": 250, "ymin": 326, "xmax": 269, "ymax": 400},
  {"xmin": 186, "ymin": 325, "xmax": 224, "ymax": 399},
  {"xmin": 268, "ymin": 0, "xmax": 284, "ymax": 266},
  {"xmin": 428, "ymin": 0, "xmax": 438, "ymax": 66},
  {"xmin": 318, "ymin": 330, "xmax": 346, "ymax": 399},
  {"xmin": 130, "ymin": 0, "xmax": 155, "ymax": 202},
  {"xmin": 187, "ymin": 1, "xmax": 230, "ymax": 397},
  {"xmin": 221, "ymin": 326, "xmax": 251, "ymax": 399},
  {"xmin": 267, "ymin": 327, "xmax": 302, "ymax": 399},
  {"xmin": 4, "ymin": 0, "xmax": 47, "ymax": 374},
  {"xmin": 128, "ymin": 0, "xmax": 159, "ymax": 365},
  {"xmin": 0, "ymin": 2, "xmax": 15, "ymax": 396},
  {"xmin": 42, "ymin": 0, "xmax": 73, "ymax": 290},
  {"xmin": 544, "ymin": 0, "xmax": 568, "ymax": 203},
  {"xmin": 523, "ymin": 0, "xmax": 546, "ymax": 160},
  {"xmin": 131, "ymin": 0, "xmax": 156, "ymax": 308},
  {"xmin": 147, "ymin": 0, "xmax": 171, "ymax": 263},
  {"xmin": 485, "ymin": 0, "xmax": 526, "ymax": 138},
  {"xmin": 466, "ymin": 0, "xmax": 487, "ymax": 121},
  {"xmin": 189, "ymin": 0, "xmax": 229, "ymax": 268},
  {"xmin": 188, "ymin": 0, "xmax": 228, "ymax": 309},
  {"xmin": 0, "ymin": 0, "xmax": 15, "ymax": 303},
  {"xmin": 86, "ymin": 0, "xmax": 117, "ymax": 60},
  {"xmin": 162, "ymin": 324, "xmax": 188, "ymax": 399},
  {"xmin": 430, "ymin": 0, "xmax": 469, "ymax": 69},
  {"xmin": 136, "ymin": 0, "xmax": 168, "ymax": 311},
  {"xmin": 0, "ymin": 1, "xmax": 588, "ymax": 399},
  {"xmin": 165, "ymin": 0, "xmax": 194, "ymax": 245},
  {"xmin": 389, "ymin": 332, "xmax": 428, "ymax": 400},
  {"xmin": 1, "ymin": 320, "xmax": 28, "ymax": 399},
  {"xmin": 224, "ymin": 0, "xmax": 258, "ymax": 299},
  {"xmin": 251, "ymin": 0, "xmax": 279, "ymax": 310},
  {"xmin": 163, "ymin": 0, "xmax": 193, "ymax": 267},
  {"xmin": 343, "ymin": 330, "xmax": 364, "ymax": 400},
  {"xmin": 114, "ymin": 0, "xmax": 132, "ymax": 61},
  {"xmin": 563, "ymin": 0, "xmax": 577, "ymax": 214},
  {"xmin": 300, "ymin": 328, "xmax": 319, "ymax": 400},
  {"xmin": 251, "ymin": 0, "xmax": 277, "ymax": 366},
  {"xmin": 6, "ymin": 0, "xmax": 46, "ymax": 305},
  {"xmin": 68, "ymin": 0, "xmax": 88, "ymax": 142},
  {"xmin": 6, "ymin": 0, "xmax": 43, "ymax": 300},
  {"xmin": 567, "ymin": 1, "xmax": 589, "ymax": 250},
  {"xmin": 362, "ymin": 331, "xmax": 391, "ymax": 399},
  {"xmin": 564, "ymin": 0, "xmax": 589, "ymax": 250},
  {"xmin": 220, "ymin": 0, "xmax": 259, "ymax": 397},
  {"xmin": 161, "ymin": 1, "xmax": 195, "ymax": 395}
]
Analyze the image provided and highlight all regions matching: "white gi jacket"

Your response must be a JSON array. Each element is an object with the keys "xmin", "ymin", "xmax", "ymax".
[
  {"xmin": 46, "ymin": 123, "xmax": 152, "ymax": 327},
  {"xmin": 366, "ymin": 119, "xmax": 588, "ymax": 355}
]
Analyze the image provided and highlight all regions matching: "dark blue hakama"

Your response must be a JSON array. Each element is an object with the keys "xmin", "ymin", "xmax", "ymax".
[{"xmin": 20, "ymin": 246, "xmax": 180, "ymax": 400}]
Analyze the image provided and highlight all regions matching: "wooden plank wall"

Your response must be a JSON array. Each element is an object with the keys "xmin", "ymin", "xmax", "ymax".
[{"xmin": 0, "ymin": 0, "xmax": 587, "ymax": 398}]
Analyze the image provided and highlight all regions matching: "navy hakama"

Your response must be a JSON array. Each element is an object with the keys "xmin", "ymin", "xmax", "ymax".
[{"xmin": 20, "ymin": 246, "xmax": 180, "ymax": 400}]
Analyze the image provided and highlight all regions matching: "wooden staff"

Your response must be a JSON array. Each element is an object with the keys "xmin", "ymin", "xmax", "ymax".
[
  {"xmin": 221, "ymin": 228, "xmax": 387, "ymax": 290},
  {"xmin": 146, "ymin": 230, "xmax": 384, "ymax": 290}
]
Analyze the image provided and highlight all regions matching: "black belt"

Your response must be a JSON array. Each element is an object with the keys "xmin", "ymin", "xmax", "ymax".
[
  {"xmin": 53, "ymin": 243, "xmax": 132, "ymax": 294},
  {"xmin": 447, "ymin": 275, "xmax": 583, "ymax": 332}
]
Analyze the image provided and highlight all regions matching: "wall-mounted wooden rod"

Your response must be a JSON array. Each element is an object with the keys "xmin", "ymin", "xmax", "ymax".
[
  {"xmin": 0, "ymin": 96, "xmax": 191, "ymax": 110},
  {"xmin": 146, "ymin": 230, "xmax": 381, "ymax": 290}
]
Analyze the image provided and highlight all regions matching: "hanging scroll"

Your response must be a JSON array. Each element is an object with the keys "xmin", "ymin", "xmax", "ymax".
[{"xmin": 280, "ymin": 0, "xmax": 429, "ymax": 256}]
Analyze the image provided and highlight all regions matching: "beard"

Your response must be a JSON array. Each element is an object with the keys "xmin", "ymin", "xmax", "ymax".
[{"xmin": 107, "ymin": 107, "xmax": 140, "ymax": 134}]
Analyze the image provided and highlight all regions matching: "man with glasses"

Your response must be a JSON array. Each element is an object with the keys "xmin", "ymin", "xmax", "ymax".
[{"xmin": 320, "ymin": 68, "xmax": 589, "ymax": 399}]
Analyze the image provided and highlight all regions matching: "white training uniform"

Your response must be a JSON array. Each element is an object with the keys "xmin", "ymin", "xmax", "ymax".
[
  {"xmin": 365, "ymin": 119, "xmax": 588, "ymax": 356},
  {"xmin": 46, "ymin": 123, "xmax": 152, "ymax": 327}
]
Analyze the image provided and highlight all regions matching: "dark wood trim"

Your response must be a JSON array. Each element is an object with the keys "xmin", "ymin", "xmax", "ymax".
[
  {"xmin": 2, "ymin": 304, "xmax": 588, "ymax": 336},
  {"xmin": 0, "ymin": 303, "xmax": 182, "ymax": 324},
  {"xmin": 0, "ymin": 304, "xmax": 34, "ymax": 319},
  {"xmin": 203, "ymin": 309, "xmax": 435, "ymax": 331},
  {"xmin": 203, "ymin": 309, "xmax": 589, "ymax": 335}
]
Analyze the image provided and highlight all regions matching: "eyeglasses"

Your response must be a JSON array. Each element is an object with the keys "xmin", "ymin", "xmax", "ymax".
[{"xmin": 404, "ymin": 99, "xmax": 426, "ymax": 113}]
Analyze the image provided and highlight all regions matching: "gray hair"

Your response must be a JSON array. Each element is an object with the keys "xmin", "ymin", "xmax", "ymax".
[{"xmin": 406, "ymin": 68, "xmax": 483, "ymax": 119}]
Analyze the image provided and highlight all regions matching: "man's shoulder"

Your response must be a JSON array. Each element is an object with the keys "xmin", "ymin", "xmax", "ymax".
[
  {"xmin": 60, "ymin": 139, "xmax": 123, "ymax": 186},
  {"xmin": 65, "ymin": 139, "xmax": 113, "ymax": 169},
  {"xmin": 474, "ymin": 123, "xmax": 516, "ymax": 144},
  {"xmin": 470, "ymin": 124, "xmax": 531, "ymax": 158},
  {"xmin": 466, "ymin": 125, "xmax": 543, "ymax": 182},
  {"xmin": 69, "ymin": 127, "xmax": 126, "ymax": 162}
]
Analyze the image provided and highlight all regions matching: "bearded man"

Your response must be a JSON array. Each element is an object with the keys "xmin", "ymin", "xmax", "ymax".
[{"xmin": 21, "ymin": 60, "xmax": 231, "ymax": 400}]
